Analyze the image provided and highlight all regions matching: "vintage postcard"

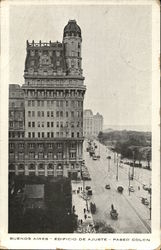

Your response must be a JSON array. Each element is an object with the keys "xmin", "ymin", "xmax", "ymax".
[{"xmin": 0, "ymin": 0, "xmax": 160, "ymax": 249}]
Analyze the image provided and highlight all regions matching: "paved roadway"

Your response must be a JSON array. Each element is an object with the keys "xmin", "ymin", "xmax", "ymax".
[{"xmin": 83, "ymin": 140, "xmax": 151, "ymax": 233}]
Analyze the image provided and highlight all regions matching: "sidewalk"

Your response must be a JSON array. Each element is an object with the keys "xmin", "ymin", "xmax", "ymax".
[{"xmin": 71, "ymin": 180, "xmax": 95, "ymax": 233}]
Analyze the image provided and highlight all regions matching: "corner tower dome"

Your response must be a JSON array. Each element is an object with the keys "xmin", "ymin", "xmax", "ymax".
[{"xmin": 63, "ymin": 20, "xmax": 81, "ymax": 38}]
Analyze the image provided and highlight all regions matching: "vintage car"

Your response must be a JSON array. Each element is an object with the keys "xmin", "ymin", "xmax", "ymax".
[
  {"xmin": 105, "ymin": 184, "xmax": 111, "ymax": 189},
  {"xmin": 141, "ymin": 197, "xmax": 149, "ymax": 205},
  {"xmin": 117, "ymin": 186, "xmax": 124, "ymax": 193},
  {"xmin": 129, "ymin": 185, "xmax": 135, "ymax": 192}
]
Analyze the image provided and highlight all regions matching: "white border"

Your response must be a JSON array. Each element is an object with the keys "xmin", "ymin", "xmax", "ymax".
[{"xmin": 0, "ymin": 0, "xmax": 160, "ymax": 249}]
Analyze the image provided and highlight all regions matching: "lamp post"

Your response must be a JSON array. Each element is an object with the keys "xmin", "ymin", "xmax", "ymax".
[
  {"xmin": 128, "ymin": 166, "xmax": 131, "ymax": 196},
  {"xmin": 116, "ymin": 153, "xmax": 118, "ymax": 181},
  {"xmin": 131, "ymin": 150, "xmax": 135, "ymax": 180},
  {"xmin": 149, "ymin": 185, "xmax": 152, "ymax": 220},
  {"xmin": 107, "ymin": 156, "xmax": 111, "ymax": 172}
]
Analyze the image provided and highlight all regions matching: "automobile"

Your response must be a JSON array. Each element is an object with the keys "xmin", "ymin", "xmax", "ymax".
[
  {"xmin": 141, "ymin": 197, "xmax": 149, "ymax": 205},
  {"xmin": 143, "ymin": 184, "xmax": 149, "ymax": 191},
  {"xmin": 105, "ymin": 184, "xmax": 111, "ymax": 189},
  {"xmin": 86, "ymin": 186, "xmax": 91, "ymax": 190},
  {"xmin": 87, "ymin": 189, "xmax": 93, "ymax": 195},
  {"xmin": 92, "ymin": 155, "xmax": 97, "ymax": 160},
  {"xmin": 117, "ymin": 186, "xmax": 124, "ymax": 193},
  {"xmin": 129, "ymin": 185, "xmax": 135, "ymax": 192},
  {"xmin": 97, "ymin": 155, "xmax": 100, "ymax": 159}
]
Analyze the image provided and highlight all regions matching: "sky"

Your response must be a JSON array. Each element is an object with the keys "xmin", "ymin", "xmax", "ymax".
[{"xmin": 9, "ymin": 4, "xmax": 152, "ymax": 130}]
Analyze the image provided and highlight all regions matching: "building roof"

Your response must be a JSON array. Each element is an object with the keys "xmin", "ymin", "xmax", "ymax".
[
  {"xmin": 63, "ymin": 20, "xmax": 81, "ymax": 38},
  {"xmin": 24, "ymin": 184, "xmax": 44, "ymax": 199},
  {"xmin": 84, "ymin": 109, "xmax": 93, "ymax": 116}
]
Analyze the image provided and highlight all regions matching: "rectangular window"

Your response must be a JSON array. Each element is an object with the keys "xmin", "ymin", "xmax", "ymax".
[
  {"xmin": 56, "ymin": 122, "xmax": 59, "ymax": 128},
  {"xmin": 60, "ymin": 132, "xmax": 63, "ymax": 137},
  {"xmin": 42, "ymin": 111, "xmax": 44, "ymax": 117},
  {"xmin": 38, "ymin": 153, "xmax": 43, "ymax": 160},
  {"xmin": 28, "ymin": 132, "xmax": 31, "ymax": 138},
  {"xmin": 42, "ymin": 132, "xmax": 44, "ymax": 138},
  {"xmin": 47, "ymin": 111, "xmax": 50, "ymax": 117},
  {"xmin": 51, "ymin": 111, "xmax": 54, "ymax": 117},
  {"xmin": 29, "ymin": 143, "xmax": 34, "ymax": 149},
  {"xmin": 57, "ymin": 143, "xmax": 62, "ymax": 148},
  {"xmin": 29, "ymin": 152, "xmax": 35, "ymax": 159},
  {"xmin": 71, "ymin": 111, "xmax": 74, "ymax": 117},
  {"xmin": 71, "ymin": 100, "xmax": 74, "ymax": 106},
  {"xmin": 71, "ymin": 132, "xmax": 74, "ymax": 138},
  {"xmin": 47, "ymin": 132, "xmax": 50, "ymax": 138},
  {"xmin": 28, "ymin": 122, "xmax": 31, "ymax": 127},
  {"xmin": 41, "ymin": 101, "xmax": 44, "ymax": 107},
  {"xmin": 60, "ymin": 111, "xmax": 63, "ymax": 117},
  {"xmin": 60, "ymin": 101, "xmax": 63, "ymax": 107},
  {"xmin": 48, "ymin": 153, "xmax": 53, "ymax": 160},
  {"xmin": 77, "ymin": 132, "xmax": 79, "ymax": 138},
  {"xmin": 48, "ymin": 143, "xmax": 52, "ymax": 149},
  {"xmin": 60, "ymin": 122, "xmax": 63, "ymax": 128},
  {"xmin": 28, "ymin": 111, "xmax": 31, "ymax": 117},
  {"xmin": 47, "ymin": 100, "xmax": 50, "ymax": 107},
  {"xmin": 9, "ymin": 143, "xmax": 14, "ymax": 149},
  {"xmin": 47, "ymin": 122, "xmax": 50, "ymax": 127},
  {"xmin": 51, "ymin": 132, "xmax": 54, "ymax": 138},
  {"xmin": 28, "ymin": 100, "xmax": 31, "ymax": 106},
  {"xmin": 9, "ymin": 153, "xmax": 15, "ymax": 160},
  {"xmin": 70, "ymin": 152, "xmax": 76, "ymax": 159},
  {"xmin": 9, "ymin": 121, "xmax": 13, "ymax": 128},
  {"xmin": 56, "ymin": 101, "xmax": 59, "ymax": 107},
  {"xmin": 66, "ymin": 101, "xmax": 68, "ymax": 107},
  {"xmin": 37, "ymin": 100, "xmax": 40, "ymax": 106},
  {"xmin": 57, "ymin": 152, "xmax": 62, "ymax": 160},
  {"xmin": 19, "ymin": 153, "xmax": 24, "ymax": 160},
  {"xmin": 38, "ymin": 132, "xmax": 40, "ymax": 138},
  {"xmin": 56, "ymin": 132, "xmax": 59, "ymax": 137},
  {"xmin": 56, "ymin": 111, "xmax": 59, "ymax": 117},
  {"xmin": 42, "ymin": 122, "xmax": 44, "ymax": 127},
  {"xmin": 32, "ymin": 100, "xmax": 35, "ymax": 107},
  {"xmin": 66, "ymin": 111, "xmax": 68, "ymax": 117},
  {"xmin": 38, "ymin": 121, "xmax": 40, "ymax": 127},
  {"xmin": 32, "ymin": 111, "xmax": 35, "ymax": 117},
  {"xmin": 32, "ymin": 132, "xmax": 35, "ymax": 138},
  {"xmin": 38, "ymin": 111, "xmax": 41, "ymax": 117},
  {"xmin": 32, "ymin": 122, "xmax": 35, "ymax": 127},
  {"xmin": 51, "ymin": 122, "xmax": 54, "ymax": 127},
  {"xmin": 38, "ymin": 143, "xmax": 43, "ymax": 149}
]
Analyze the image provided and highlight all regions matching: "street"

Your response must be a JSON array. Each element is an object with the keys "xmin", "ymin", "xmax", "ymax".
[{"xmin": 83, "ymin": 140, "xmax": 151, "ymax": 233}]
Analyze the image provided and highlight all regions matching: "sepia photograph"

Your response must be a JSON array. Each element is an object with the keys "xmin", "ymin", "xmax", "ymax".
[{"xmin": 0, "ymin": 0, "xmax": 160, "ymax": 249}]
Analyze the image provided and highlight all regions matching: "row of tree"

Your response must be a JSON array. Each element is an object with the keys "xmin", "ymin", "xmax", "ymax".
[{"xmin": 98, "ymin": 130, "xmax": 151, "ymax": 169}]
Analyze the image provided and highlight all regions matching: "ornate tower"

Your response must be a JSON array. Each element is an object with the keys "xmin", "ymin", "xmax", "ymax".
[{"xmin": 63, "ymin": 20, "xmax": 82, "ymax": 76}]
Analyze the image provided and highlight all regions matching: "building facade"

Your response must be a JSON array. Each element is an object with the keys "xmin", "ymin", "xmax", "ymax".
[
  {"xmin": 9, "ymin": 20, "xmax": 86, "ymax": 179},
  {"xmin": 83, "ymin": 109, "xmax": 103, "ymax": 138}
]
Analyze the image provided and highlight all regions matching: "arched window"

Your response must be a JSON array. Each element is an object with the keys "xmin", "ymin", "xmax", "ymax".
[{"xmin": 28, "ymin": 164, "xmax": 35, "ymax": 170}]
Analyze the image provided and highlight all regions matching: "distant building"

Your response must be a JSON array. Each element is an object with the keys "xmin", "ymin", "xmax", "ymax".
[
  {"xmin": 9, "ymin": 20, "xmax": 86, "ymax": 179},
  {"xmin": 83, "ymin": 109, "xmax": 103, "ymax": 137}
]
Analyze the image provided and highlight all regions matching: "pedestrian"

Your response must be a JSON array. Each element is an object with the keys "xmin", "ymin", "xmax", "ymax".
[
  {"xmin": 84, "ymin": 214, "xmax": 87, "ymax": 220},
  {"xmin": 111, "ymin": 204, "xmax": 114, "ymax": 210},
  {"xmin": 83, "ymin": 208, "xmax": 86, "ymax": 213},
  {"xmin": 80, "ymin": 219, "xmax": 83, "ymax": 224}
]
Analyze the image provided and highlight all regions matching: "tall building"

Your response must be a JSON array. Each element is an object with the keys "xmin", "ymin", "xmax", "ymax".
[
  {"xmin": 9, "ymin": 20, "xmax": 86, "ymax": 179},
  {"xmin": 83, "ymin": 109, "xmax": 103, "ymax": 138}
]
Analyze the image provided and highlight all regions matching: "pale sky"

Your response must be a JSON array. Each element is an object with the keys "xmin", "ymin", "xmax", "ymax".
[{"xmin": 9, "ymin": 4, "xmax": 152, "ymax": 129}]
